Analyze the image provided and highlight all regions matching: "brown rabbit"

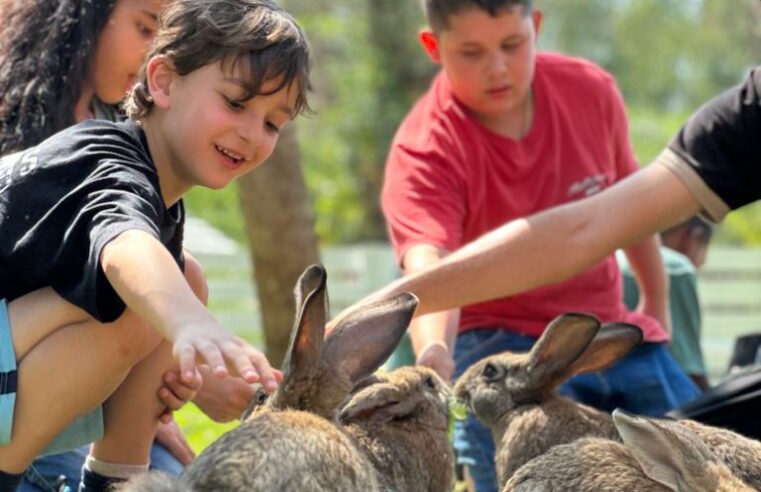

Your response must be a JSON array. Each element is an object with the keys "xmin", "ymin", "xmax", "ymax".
[
  {"xmin": 121, "ymin": 264, "xmax": 453, "ymax": 492},
  {"xmin": 503, "ymin": 409, "xmax": 755, "ymax": 492},
  {"xmin": 453, "ymin": 313, "xmax": 643, "ymax": 486}
]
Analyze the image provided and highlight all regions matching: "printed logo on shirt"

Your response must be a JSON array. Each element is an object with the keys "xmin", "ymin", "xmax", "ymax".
[
  {"xmin": 566, "ymin": 173, "xmax": 609, "ymax": 198},
  {"xmin": 0, "ymin": 150, "xmax": 39, "ymax": 195}
]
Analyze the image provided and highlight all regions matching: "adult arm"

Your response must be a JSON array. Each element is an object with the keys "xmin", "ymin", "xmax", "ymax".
[
  {"xmin": 337, "ymin": 163, "xmax": 701, "ymax": 320},
  {"xmin": 403, "ymin": 244, "xmax": 460, "ymax": 382}
]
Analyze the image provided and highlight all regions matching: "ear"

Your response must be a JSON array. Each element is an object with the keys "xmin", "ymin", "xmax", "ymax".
[
  {"xmin": 565, "ymin": 323, "xmax": 643, "ymax": 377},
  {"xmin": 279, "ymin": 265, "xmax": 327, "ymax": 382},
  {"xmin": 419, "ymin": 30, "xmax": 441, "ymax": 64},
  {"xmin": 526, "ymin": 313, "xmax": 599, "ymax": 387},
  {"xmin": 145, "ymin": 55, "xmax": 175, "ymax": 109},
  {"xmin": 322, "ymin": 293, "xmax": 417, "ymax": 385},
  {"xmin": 613, "ymin": 409, "xmax": 716, "ymax": 491},
  {"xmin": 531, "ymin": 9, "xmax": 543, "ymax": 40},
  {"xmin": 339, "ymin": 382, "xmax": 412, "ymax": 424}
]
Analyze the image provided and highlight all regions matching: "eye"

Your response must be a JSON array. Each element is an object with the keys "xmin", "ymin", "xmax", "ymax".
[
  {"xmin": 265, "ymin": 120, "xmax": 281, "ymax": 134},
  {"xmin": 482, "ymin": 362, "xmax": 500, "ymax": 382},
  {"xmin": 462, "ymin": 51, "xmax": 481, "ymax": 59},
  {"xmin": 223, "ymin": 95, "xmax": 245, "ymax": 111},
  {"xmin": 136, "ymin": 21, "xmax": 155, "ymax": 39},
  {"xmin": 256, "ymin": 389, "xmax": 268, "ymax": 405},
  {"xmin": 423, "ymin": 375, "xmax": 437, "ymax": 390}
]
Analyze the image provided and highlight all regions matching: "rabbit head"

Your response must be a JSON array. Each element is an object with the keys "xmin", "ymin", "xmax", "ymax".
[
  {"xmin": 613, "ymin": 409, "xmax": 755, "ymax": 492},
  {"xmin": 454, "ymin": 313, "xmax": 642, "ymax": 427},
  {"xmin": 263, "ymin": 264, "xmax": 419, "ymax": 419},
  {"xmin": 339, "ymin": 366, "xmax": 450, "ymax": 428}
]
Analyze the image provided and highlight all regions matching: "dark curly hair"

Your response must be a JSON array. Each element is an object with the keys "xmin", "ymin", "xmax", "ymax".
[
  {"xmin": 124, "ymin": 0, "xmax": 312, "ymax": 120},
  {"xmin": 0, "ymin": 0, "xmax": 118, "ymax": 156}
]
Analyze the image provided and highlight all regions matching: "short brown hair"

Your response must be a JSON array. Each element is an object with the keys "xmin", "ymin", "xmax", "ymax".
[
  {"xmin": 125, "ymin": 0, "xmax": 311, "ymax": 120},
  {"xmin": 421, "ymin": 0, "xmax": 532, "ymax": 32}
]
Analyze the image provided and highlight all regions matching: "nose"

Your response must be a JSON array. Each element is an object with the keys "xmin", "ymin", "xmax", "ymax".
[
  {"xmin": 488, "ymin": 51, "xmax": 508, "ymax": 77},
  {"xmin": 237, "ymin": 114, "xmax": 264, "ymax": 147}
]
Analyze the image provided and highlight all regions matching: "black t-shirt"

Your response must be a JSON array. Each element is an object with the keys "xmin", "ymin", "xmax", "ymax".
[
  {"xmin": 0, "ymin": 119, "xmax": 184, "ymax": 322},
  {"xmin": 668, "ymin": 67, "xmax": 761, "ymax": 214}
]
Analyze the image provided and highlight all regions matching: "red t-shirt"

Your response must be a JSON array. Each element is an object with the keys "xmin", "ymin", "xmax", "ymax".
[{"xmin": 382, "ymin": 52, "xmax": 667, "ymax": 342}]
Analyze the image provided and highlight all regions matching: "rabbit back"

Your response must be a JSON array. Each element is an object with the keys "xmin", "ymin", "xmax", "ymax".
[{"xmin": 182, "ymin": 410, "xmax": 379, "ymax": 492}]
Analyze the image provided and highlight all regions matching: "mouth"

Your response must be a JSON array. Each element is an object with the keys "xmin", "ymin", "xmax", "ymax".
[
  {"xmin": 215, "ymin": 144, "xmax": 246, "ymax": 169},
  {"xmin": 486, "ymin": 85, "xmax": 510, "ymax": 97}
]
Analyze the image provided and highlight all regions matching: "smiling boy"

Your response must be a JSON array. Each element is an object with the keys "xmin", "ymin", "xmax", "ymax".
[
  {"xmin": 380, "ymin": 1, "xmax": 698, "ymax": 490},
  {"xmin": 0, "ymin": 1, "xmax": 311, "ymax": 491}
]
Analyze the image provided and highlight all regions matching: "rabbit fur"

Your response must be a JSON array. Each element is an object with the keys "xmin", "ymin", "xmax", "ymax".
[
  {"xmin": 453, "ymin": 313, "xmax": 644, "ymax": 485},
  {"xmin": 121, "ymin": 264, "xmax": 453, "ymax": 492},
  {"xmin": 503, "ymin": 409, "xmax": 755, "ymax": 492}
]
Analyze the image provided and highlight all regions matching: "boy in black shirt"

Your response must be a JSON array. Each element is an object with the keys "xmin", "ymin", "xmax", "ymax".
[{"xmin": 0, "ymin": 1, "xmax": 311, "ymax": 490}]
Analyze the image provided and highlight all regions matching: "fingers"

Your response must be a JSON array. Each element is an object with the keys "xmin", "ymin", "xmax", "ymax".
[
  {"xmin": 158, "ymin": 369, "xmax": 201, "ymax": 411},
  {"xmin": 154, "ymin": 420, "xmax": 196, "ymax": 466},
  {"xmin": 416, "ymin": 342, "xmax": 454, "ymax": 383}
]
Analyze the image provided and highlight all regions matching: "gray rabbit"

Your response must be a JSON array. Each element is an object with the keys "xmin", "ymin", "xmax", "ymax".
[
  {"xmin": 503, "ymin": 409, "xmax": 755, "ymax": 491},
  {"xmin": 121, "ymin": 264, "xmax": 453, "ymax": 492}
]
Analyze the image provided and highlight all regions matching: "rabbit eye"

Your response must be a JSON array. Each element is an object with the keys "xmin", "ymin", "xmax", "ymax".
[
  {"xmin": 256, "ymin": 390, "xmax": 268, "ymax": 405},
  {"xmin": 482, "ymin": 363, "xmax": 500, "ymax": 381},
  {"xmin": 423, "ymin": 375, "xmax": 437, "ymax": 390}
]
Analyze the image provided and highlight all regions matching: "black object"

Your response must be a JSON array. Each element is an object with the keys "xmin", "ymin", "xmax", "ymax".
[
  {"xmin": 726, "ymin": 333, "xmax": 761, "ymax": 373},
  {"xmin": 668, "ymin": 365, "xmax": 761, "ymax": 439}
]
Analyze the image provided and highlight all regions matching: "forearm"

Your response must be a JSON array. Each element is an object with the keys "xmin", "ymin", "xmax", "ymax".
[
  {"xmin": 402, "ymin": 245, "xmax": 459, "ymax": 354},
  {"xmin": 101, "ymin": 229, "xmax": 212, "ymax": 342},
  {"xmin": 365, "ymin": 164, "xmax": 701, "ymax": 316},
  {"xmin": 623, "ymin": 235, "xmax": 670, "ymax": 332}
]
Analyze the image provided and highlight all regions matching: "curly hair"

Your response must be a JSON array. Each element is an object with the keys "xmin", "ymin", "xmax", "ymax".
[
  {"xmin": 0, "ymin": 0, "xmax": 118, "ymax": 156},
  {"xmin": 124, "ymin": 0, "xmax": 312, "ymax": 120}
]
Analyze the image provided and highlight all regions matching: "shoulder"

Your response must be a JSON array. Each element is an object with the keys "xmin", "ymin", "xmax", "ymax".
[
  {"xmin": 392, "ymin": 73, "xmax": 467, "ymax": 156},
  {"xmin": 536, "ymin": 52, "xmax": 618, "ymax": 91},
  {"xmin": 660, "ymin": 247, "xmax": 697, "ymax": 276}
]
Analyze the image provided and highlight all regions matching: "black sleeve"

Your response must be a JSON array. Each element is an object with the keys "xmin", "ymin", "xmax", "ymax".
[
  {"xmin": 668, "ymin": 68, "xmax": 761, "ymax": 211},
  {"xmin": 52, "ymin": 164, "xmax": 175, "ymax": 322}
]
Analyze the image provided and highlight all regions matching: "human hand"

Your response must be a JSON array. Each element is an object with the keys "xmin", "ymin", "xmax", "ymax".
[
  {"xmin": 192, "ymin": 366, "xmax": 256, "ymax": 423},
  {"xmin": 172, "ymin": 320, "xmax": 279, "ymax": 394},
  {"xmin": 416, "ymin": 341, "xmax": 454, "ymax": 383},
  {"xmin": 155, "ymin": 419, "xmax": 195, "ymax": 465},
  {"xmin": 157, "ymin": 366, "xmax": 202, "ymax": 423}
]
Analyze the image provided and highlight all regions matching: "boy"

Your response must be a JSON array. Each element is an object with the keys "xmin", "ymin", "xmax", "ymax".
[
  {"xmin": 619, "ymin": 217, "xmax": 715, "ymax": 390},
  {"xmin": 0, "ymin": 1, "xmax": 311, "ymax": 490},
  {"xmin": 380, "ymin": 1, "xmax": 698, "ymax": 489}
]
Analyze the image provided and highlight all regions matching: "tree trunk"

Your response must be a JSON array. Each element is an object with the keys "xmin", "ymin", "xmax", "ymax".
[{"xmin": 237, "ymin": 124, "xmax": 319, "ymax": 367}]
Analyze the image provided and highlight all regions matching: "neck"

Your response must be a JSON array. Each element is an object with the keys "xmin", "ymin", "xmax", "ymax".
[
  {"xmin": 477, "ymin": 88, "xmax": 534, "ymax": 139},
  {"xmin": 74, "ymin": 86, "xmax": 96, "ymax": 122},
  {"xmin": 142, "ymin": 116, "xmax": 187, "ymax": 207}
]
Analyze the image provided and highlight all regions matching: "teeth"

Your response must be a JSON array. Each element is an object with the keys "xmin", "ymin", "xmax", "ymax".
[{"xmin": 216, "ymin": 145, "xmax": 244, "ymax": 161}]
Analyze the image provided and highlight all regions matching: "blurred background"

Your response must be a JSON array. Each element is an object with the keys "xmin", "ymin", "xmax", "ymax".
[{"xmin": 178, "ymin": 0, "xmax": 761, "ymax": 447}]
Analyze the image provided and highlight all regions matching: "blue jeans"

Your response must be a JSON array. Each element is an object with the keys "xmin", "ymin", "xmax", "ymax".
[
  {"xmin": 19, "ymin": 443, "xmax": 184, "ymax": 492},
  {"xmin": 452, "ymin": 328, "xmax": 701, "ymax": 492}
]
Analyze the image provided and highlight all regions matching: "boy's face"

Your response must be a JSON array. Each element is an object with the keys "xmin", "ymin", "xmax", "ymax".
[
  {"xmin": 147, "ymin": 58, "xmax": 297, "ymax": 199},
  {"xmin": 93, "ymin": 0, "xmax": 164, "ymax": 104},
  {"xmin": 421, "ymin": 6, "xmax": 541, "ymax": 122}
]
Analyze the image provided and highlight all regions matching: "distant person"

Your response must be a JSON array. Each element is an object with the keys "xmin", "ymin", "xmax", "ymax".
[
  {"xmin": 618, "ymin": 217, "xmax": 714, "ymax": 391},
  {"xmin": 379, "ymin": 0, "xmax": 697, "ymax": 489}
]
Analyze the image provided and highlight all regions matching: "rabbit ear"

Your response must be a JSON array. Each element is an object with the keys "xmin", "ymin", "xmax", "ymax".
[
  {"xmin": 322, "ymin": 292, "xmax": 417, "ymax": 385},
  {"xmin": 338, "ymin": 382, "xmax": 411, "ymax": 424},
  {"xmin": 613, "ymin": 409, "xmax": 717, "ymax": 492},
  {"xmin": 565, "ymin": 323, "xmax": 643, "ymax": 377},
  {"xmin": 279, "ymin": 264, "xmax": 328, "ymax": 382},
  {"xmin": 526, "ymin": 313, "xmax": 600, "ymax": 387}
]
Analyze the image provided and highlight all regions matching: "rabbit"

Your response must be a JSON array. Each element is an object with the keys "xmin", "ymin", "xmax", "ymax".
[
  {"xmin": 453, "ymin": 312, "xmax": 644, "ymax": 486},
  {"xmin": 503, "ymin": 409, "xmax": 755, "ymax": 492},
  {"xmin": 338, "ymin": 365, "xmax": 454, "ymax": 492},
  {"xmin": 121, "ymin": 264, "xmax": 453, "ymax": 492}
]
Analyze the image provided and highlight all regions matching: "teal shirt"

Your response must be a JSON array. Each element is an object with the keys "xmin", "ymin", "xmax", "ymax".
[{"xmin": 616, "ymin": 248, "xmax": 706, "ymax": 376}]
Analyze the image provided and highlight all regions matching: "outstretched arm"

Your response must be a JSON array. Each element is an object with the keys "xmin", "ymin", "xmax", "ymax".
[
  {"xmin": 339, "ymin": 164, "xmax": 700, "ymax": 320},
  {"xmin": 101, "ymin": 229, "xmax": 278, "ymax": 391}
]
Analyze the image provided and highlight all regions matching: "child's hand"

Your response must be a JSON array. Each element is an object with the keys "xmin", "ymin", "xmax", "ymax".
[
  {"xmin": 157, "ymin": 367, "xmax": 202, "ymax": 423},
  {"xmin": 172, "ymin": 323, "xmax": 279, "ymax": 394}
]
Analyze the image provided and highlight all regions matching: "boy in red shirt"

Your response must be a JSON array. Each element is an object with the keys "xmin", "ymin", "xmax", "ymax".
[{"xmin": 381, "ymin": 1, "xmax": 699, "ymax": 490}]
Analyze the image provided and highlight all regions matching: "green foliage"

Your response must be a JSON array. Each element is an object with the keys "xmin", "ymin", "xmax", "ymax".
[{"xmin": 183, "ymin": 0, "xmax": 761, "ymax": 247}]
